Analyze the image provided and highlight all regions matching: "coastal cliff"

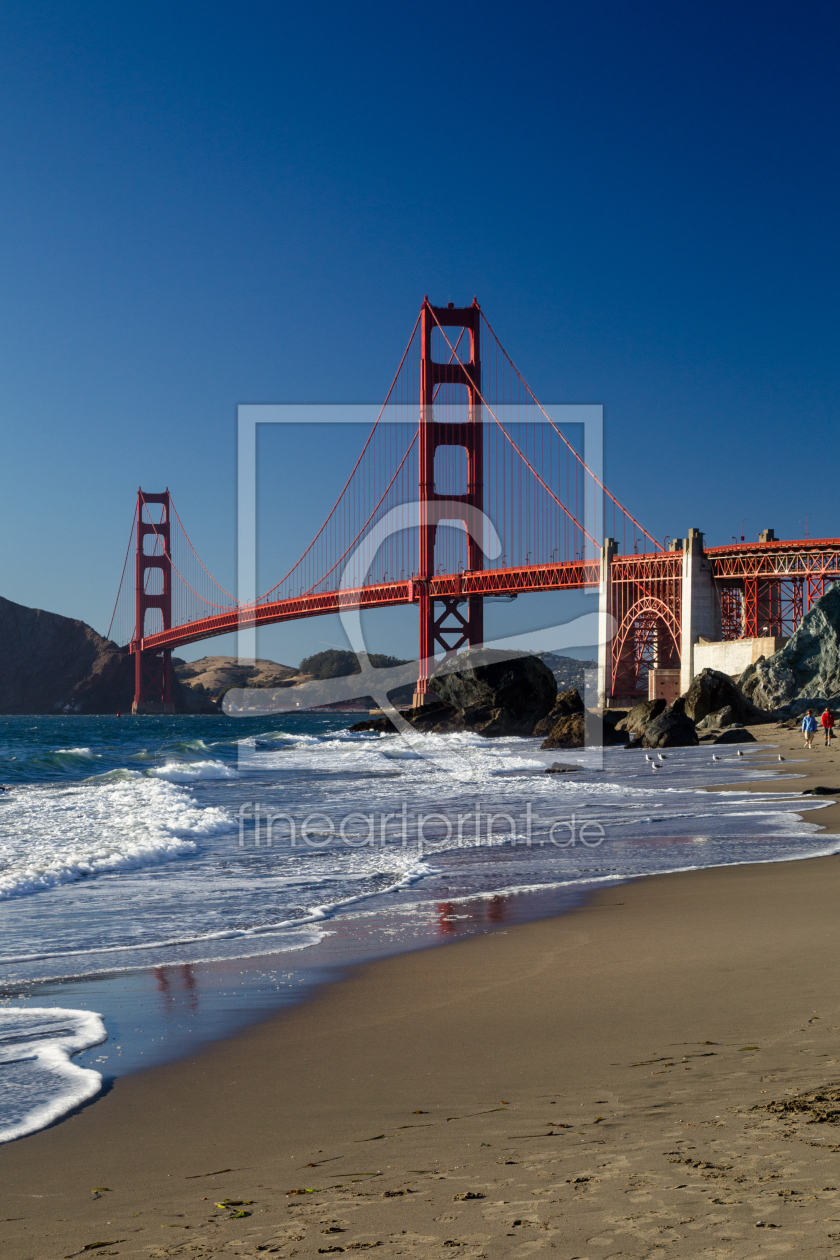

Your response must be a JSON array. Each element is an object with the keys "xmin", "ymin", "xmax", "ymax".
[
  {"xmin": 0, "ymin": 594, "xmax": 134, "ymax": 714},
  {"xmin": 0, "ymin": 594, "xmax": 217, "ymax": 714}
]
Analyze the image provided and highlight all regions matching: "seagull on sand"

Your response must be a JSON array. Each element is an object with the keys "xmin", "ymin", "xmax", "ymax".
[
  {"xmin": 736, "ymin": 750, "xmax": 744, "ymax": 757},
  {"xmin": 651, "ymin": 762, "xmax": 660, "ymax": 771},
  {"xmin": 712, "ymin": 754, "xmax": 722, "ymax": 761},
  {"xmin": 645, "ymin": 754, "xmax": 654, "ymax": 762},
  {"xmin": 778, "ymin": 755, "xmax": 785, "ymax": 761},
  {"xmin": 659, "ymin": 753, "xmax": 668, "ymax": 759}
]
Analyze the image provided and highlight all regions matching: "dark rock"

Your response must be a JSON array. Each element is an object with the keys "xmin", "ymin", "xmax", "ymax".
[
  {"xmin": 739, "ymin": 584, "xmax": 840, "ymax": 712},
  {"xmin": 712, "ymin": 726, "xmax": 757, "ymax": 744},
  {"xmin": 545, "ymin": 761, "xmax": 583, "ymax": 774},
  {"xmin": 348, "ymin": 702, "xmax": 453, "ymax": 734},
  {"xmin": 349, "ymin": 649, "xmax": 556, "ymax": 739},
  {"xmin": 695, "ymin": 703, "xmax": 740, "ymax": 734},
  {"xmin": 641, "ymin": 700, "xmax": 699, "ymax": 748},
  {"xmin": 428, "ymin": 648, "xmax": 557, "ymax": 737},
  {"xmin": 802, "ymin": 786, "xmax": 840, "ymax": 795},
  {"xmin": 589, "ymin": 712, "xmax": 632, "ymax": 746},
  {"xmin": 532, "ymin": 687, "xmax": 585, "ymax": 737},
  {"xmin": 540, "ymin": 710, "xmax": 629, "ymax": 749},
  {"xmin": 681, "ymin": 668, "xmax": 770, "ymax": 725},
  {"xmin": 540, "ymin": 713, "xmax": 585, "ymax": 749},
  {"xmin": 616, "ymin": 698, "xmax": 666, "ymax": 736},
  {"xmin": 349, "ymin": 715, "xmax": 395, "ymax": 733}
]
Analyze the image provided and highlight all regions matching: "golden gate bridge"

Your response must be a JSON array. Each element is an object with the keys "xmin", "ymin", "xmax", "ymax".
[{"xmin": 107, "ymin": 298, "xmax": 840, "ymax": 713}]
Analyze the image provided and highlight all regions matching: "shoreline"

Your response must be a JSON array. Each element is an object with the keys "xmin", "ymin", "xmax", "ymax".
[
  {"xmin": 5, "ymin": 721, "xmax": 840, "ymax": 1253},
  {"xmin": 2, "ymin": 723, "xmax": 834, "ymax": 1119},
  {"xmin": 5, "ymin": 723, "xmax": 830, "ymax": 1088}
]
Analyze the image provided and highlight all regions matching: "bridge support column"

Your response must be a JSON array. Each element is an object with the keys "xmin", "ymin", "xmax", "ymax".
[
  {"xmin": 134, "ymin": 647, "xmax": 174, "ymax": 714},
  {"xmin": 413, "ymin": 298, "xmax": 484, "ymax": 707},
  {"xmin": 597, "ymin": 538, "xmax": 618, "ymax": 708},
  {"xmin": 132, "ymin": 488, "xmax": 176, "ymax": 714},
  {"xmin": 680, "ymin": 527, "xmax": 719, "ymax": 695}
]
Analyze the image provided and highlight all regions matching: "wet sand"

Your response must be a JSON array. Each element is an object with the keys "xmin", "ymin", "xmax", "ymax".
[{"xmin": 5, "ymin": 723, "xmax": 840, "ymax": 1258}]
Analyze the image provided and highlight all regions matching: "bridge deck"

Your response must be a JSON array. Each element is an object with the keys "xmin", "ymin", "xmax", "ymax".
[
  {"xmin": 130, "ymin": 538, "xmax": 840, "ymax": 656},
  {"xmin": 131, "ymin": 559, "xmax": 602, "ymax": 653}
]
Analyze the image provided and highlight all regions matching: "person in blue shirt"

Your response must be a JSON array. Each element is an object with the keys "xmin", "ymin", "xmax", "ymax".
[{"xmin": 802, "ymin": 709, "xmax": 818, "ymax": 748}]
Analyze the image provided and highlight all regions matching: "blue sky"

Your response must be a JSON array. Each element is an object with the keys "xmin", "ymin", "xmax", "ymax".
[{"xmin": 1, "ymin": 1, "xmax": 837, "ymax": 665}]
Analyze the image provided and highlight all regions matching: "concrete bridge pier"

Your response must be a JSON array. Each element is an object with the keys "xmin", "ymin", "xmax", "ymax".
[
  {"xmin": 597, "ymin": 537, "xmax": 618, "ymax": 710},
  {"xmin": 680, "ymin": 527, "xmax": 719, "ymax": 695}
]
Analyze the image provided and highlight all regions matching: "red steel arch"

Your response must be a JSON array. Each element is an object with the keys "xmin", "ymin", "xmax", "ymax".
[{"xmin": 611, "ymin": 593, "xmax": 681, "ymax": 701}]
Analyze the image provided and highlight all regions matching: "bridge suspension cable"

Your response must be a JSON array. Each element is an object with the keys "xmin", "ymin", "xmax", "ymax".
[{"xmin": 110, "ymin": 299, "xmax": 663, "ymax": 654}]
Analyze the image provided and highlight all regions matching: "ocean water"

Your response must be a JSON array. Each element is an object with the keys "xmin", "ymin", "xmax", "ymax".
[{"xmin": 0, "ymin": 712, "xmax": 832, "ymax": 1142}]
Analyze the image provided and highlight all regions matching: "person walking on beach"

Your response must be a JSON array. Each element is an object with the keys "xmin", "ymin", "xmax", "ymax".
[
  {"xmin": 822, "ymin": 707, "xmax": 835, "ymax": 746},
  {"xmin": 802, "ymin": 709, "xmax": 818, "ymax": 748}
]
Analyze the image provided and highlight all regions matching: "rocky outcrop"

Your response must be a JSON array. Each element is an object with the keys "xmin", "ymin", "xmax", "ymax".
[
  {"xmin": 682, "ymin": 668, "xmax": 770, "ymax": 725},
  {"xmin": 739, "ymin": 585, "xmax": 840, "ymax": 713},
  {"xmin": 616, "ymin": 698, "xmax": 666, "ymax": 738},
  {"xmin": 350, "ymin": 651, "xmax": 556, "ymax": 738},
  {"xmin": 613, "ymin": 670, "xmax": 766, "ymax": 748},
  {"xmin": 540, "ymin": 708, "xmax": 629, "ymax": 749},
  {"xmin": 540, "ymin": 713, "xmax": 586, "ymax": 748},
  {"xmin": 427, "ymin": 649, "xmax": 557, "ymax": 737},
  {"xmin": 533, "ymin": 687, "xmax": 585, "ymax": 737},
  {"xmin": 641, "ymin": 699, "xmax": 699, "ymax": 748},
  {"xmin": 695, "ymin": 704, "xmax": 741, "ymax": 735},
  {"xmin": 712, "ymin": 726, "xmax": 757, "ymax": 744}
]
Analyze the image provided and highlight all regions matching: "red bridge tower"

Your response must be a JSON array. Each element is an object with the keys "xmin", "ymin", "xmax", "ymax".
[
  {"xmin": 414, "ymin": 298, "xmax": 484, "ymax": 704},
  {"xmin": 132, "ymin": 488, "xmax": 175, "ymax": 714}
]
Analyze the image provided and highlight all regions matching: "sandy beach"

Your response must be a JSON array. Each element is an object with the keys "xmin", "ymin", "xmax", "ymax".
[{"xmin": 5, "ymin": 724, "xmax": 840, "ymax": 1258}]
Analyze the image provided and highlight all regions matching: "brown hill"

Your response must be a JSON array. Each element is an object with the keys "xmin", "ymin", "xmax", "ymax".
[
  {"xmin": 173, "ymin": 656, "xmax": 299, "ymax": 704},
  {"xmin": 0, "ymin": 594, "xmax": 223, "ymax": 714},
  {"xmin": 0, "ymin": 594, "xmax": 135, "ymax": 714}
]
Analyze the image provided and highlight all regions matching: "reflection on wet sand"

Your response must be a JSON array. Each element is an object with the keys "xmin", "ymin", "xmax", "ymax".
[
  {"xmin": 153, "ymin": 964, "xmax": 198, "ymax": 1014},
  {"xmin": 437, "ymin": 894, "xmax": 508, "ymax": 934}
]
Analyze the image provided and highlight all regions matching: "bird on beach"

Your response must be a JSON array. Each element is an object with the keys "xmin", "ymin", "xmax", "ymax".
[
  {"xmin": 736, "ymin": 750, "xmax": 744, "ymax": 757},
  {"xmin": 659, "ymin": 753, "xmax": 668, "ymax": 760},
  {"xmin": 712, "ymin": 754, "xmax": 722, "ymax": 761},
  {"xmin": 645, "ymin": 754, "xmax": 654, "ymax": 762},
  {"xmin": 778, "ymin": 755, "xmax": 785, "ymax": 761},
  {"xmin": 651, "ymin": 762, "xmax": 660, "ymax": 771}
]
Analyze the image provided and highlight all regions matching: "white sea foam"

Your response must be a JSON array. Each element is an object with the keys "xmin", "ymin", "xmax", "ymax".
[
  {"xmin": 0, "ymin": 851, "xmax": 435, "ymax": 968},
  {"xmin": 0, "ymin": 777, "xmax": 232, "ymax": 900},
  {"xmin": 0, "ymin": 720, "xmax": 834, "ymax": 1147},
  {"xmin": 0, "ymin": 1007, "xmax": 106, "ymax": 1143},
  {"xmin": 147, "ymin": 759, "xmax": 239, "ymax": 782}
]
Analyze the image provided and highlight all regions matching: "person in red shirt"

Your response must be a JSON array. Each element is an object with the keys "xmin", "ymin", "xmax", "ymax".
[{"xmin": 821, "ymin": 707, "xmax": 835, "ymax": 746}]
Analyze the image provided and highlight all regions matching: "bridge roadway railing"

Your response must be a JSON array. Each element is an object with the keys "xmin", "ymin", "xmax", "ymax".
[
  {"xmin": 705, "ymin": 538, "xmax": 840, "ymax": 580},
  {"xmin": 128, "ymin": 558, "xmax": 602, "ymax": 655},
  {"xmin": 129, "ymin": 537, "xmax": 840, "ymax": 702}
]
